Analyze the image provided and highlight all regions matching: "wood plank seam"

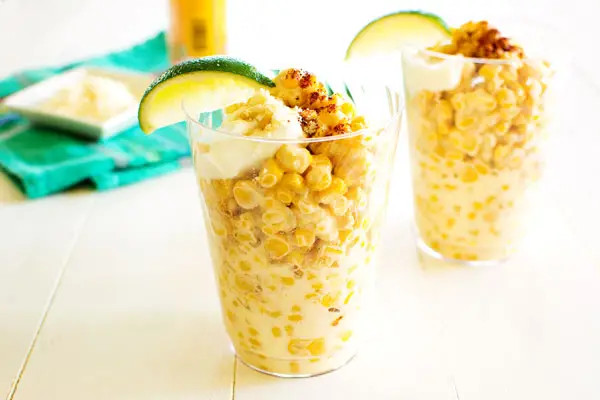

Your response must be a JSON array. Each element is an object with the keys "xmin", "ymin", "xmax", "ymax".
[
  {"xmin": 232, "ymin": 357, "xmax": 237, "ymax": 400},
  {"xmin": 5, "ymin": 198, "xmax": 97, "ymax": 400},
  {"xmin": 452, "ymin": 377, "xmax": 460, "ymax": 400}
]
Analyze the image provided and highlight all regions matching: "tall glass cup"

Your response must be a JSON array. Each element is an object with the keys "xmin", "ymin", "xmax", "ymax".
[
  {"xmin": 186, "ymin": 93, "xmax": 401, "ymax": 377},
  {"xmin": 402, "ymin": 49, "xmax": 553, "ymax": 265}
]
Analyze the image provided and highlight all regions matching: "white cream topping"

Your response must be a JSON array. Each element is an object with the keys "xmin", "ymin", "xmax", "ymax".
[
  {"xmin": 402, "ymin": 49, "xmax": 464, "ymax": 95},
  {"xmin": 193, "ymin": 90, "xmax": 303, "ymax": 179}
]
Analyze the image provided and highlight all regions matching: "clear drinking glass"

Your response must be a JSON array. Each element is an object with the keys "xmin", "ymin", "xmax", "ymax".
[
  {"xmin": 185, "ymin": 90, "xmax": 401, "ymax": 377},
  {"xmin": 402, "ymin": 48, "xmax": 553, "ymax": 265}
]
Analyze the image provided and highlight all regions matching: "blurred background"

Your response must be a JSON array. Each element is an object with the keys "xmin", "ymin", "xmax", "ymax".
[{"xmin": 1, "ymin": 0, "xmax": 598, "ymax": 84}]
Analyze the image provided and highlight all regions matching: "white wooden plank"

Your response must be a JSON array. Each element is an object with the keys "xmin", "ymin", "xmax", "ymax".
[
  {"xmin": 0, "ymin": 177, "xmax": 95, "ymax": 399},
  {"xmin": 444, "ymin": 205, "xmax": 600, "ymax": 400},
  {"xmin": 12, "ymin": 170, "xmax": 234, "ymax": 400}
]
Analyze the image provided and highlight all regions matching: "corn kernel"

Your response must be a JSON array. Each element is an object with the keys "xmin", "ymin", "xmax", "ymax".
[
  {"xmin": 265, "ymin": 235, "xmax": 290, "ymax": 259},
  {"xmin": 320, "ymin": 245, "xmax": 343, "ymax": 264},
  {"xmin": 235, "ymin": 275, "xmax": 256, "ymax": 292},
  {"xmin": 330, "ymin": 196, "xmax": 349, "ymax": 216},
  {"xmin": 226, "ymin": 310, "xmax": 236, "ymax": 322},
  {"xmin": 475, "ymin": 162, "xmax": 490, "ymax": 175},
  {"xmin": 455, "ymin": 114, "xmax": 476, "ymax": 131},
  {"xmin": 462, "ymin": 134, "xmax": 480, "ymax": 155},
  {"xmin": 446, "ymin": 150, "xmax": 463, "ymax": 160},
  {"xmin": 288, "ymin": 314, "xmax": 303, "ymax": 322},
  {"xmin": 295, "ymin": 228, "xmax": 316, "ymax": 247},
  {"xmin": 289, "ymin": 362, "xmax": 300, "ymax": 374},
  {"xmin": 450, "ymin": 93, "xmax": 466, "ymax": 111},
  {"xmin": 238, "ymin": 260, "xmax": 251, "ymax": 273},
  {"xmin": 287, "ymin": 338, "xmax": 308, "ymax": 355},
  {"xmin": 307, "ymin": 338, "xmax": 326, "ymax": 356},
  {"xmin": 281, "ymin": 276, "xmax": 295, "ymax": 286},
  {"xmin": 351, "ymin": 116, "xmax": 366, "ymax": 131},
  {"xmin": 276, "ymin": 188, "xmax": 294, "ymax": 205},
  {"xmin": 233, "ymin": 180, "xmax": 261, "ymax": 209},
  {"xmin": 325, "ymin": 176, "xmax": 348, "ymax": 196},
  {"xmin": 258, "ymin": 159, "xmax": 284, "ymax": 188},
  {"xmin": 296, "ymin": 198, "xmax": 317, "ymax": 214},
  {"xmin": 320, "ymin": 294, "xmax": 335, "ymax": 307},
  {"xmin": 280, "ymin": 172, "xmax": 307, "ymax": 194},
  {"xmin": 306, "ymin": 165, "xmax": 332, "ymax": 191},
  {"xmin": 262, "ymin": 208, "xmax": 286, "ymax": 225},
  {"xmin": 346, "ymin": 186, "xmax": 367, "ymax": 210},
  {"xmin": 315, "ymin": 216, "xmax": 338, "ymax": 242},
  {"xmin": 493, "ymin": 145, "xmax": 510, "ymax": 166},
  {"xmin": 461, "ymin": 166, "xmax": 479, "ymax": 183},
  {"xmin": 276, "ymin": 145, "xmax": 312, "ymax": 173},
  {"xmin": 310, "ymin": 154, "xmax": 332, "ymax": 168},
  {"xmin": 496, "ymin": 88, "xmax": 517, "ymax": 108},
  {"xmin": 344, "ymin": 291, "xmax": 354, "ymax": 304},
  {"xmin": 248, "ymin": 338, "xmax": 262, "ymax": 347},
  {"xmin": 286, "ymin": 248, "xmax": 306, "ymax": 266},
  {"xmin": 340, "ymin": 331, "xmax": 353, "ymax": 342},
  {"xmin": 341, "ymin": 102, "xmax": 355, "ymax": 116},
  {"xmin": 336, "ymin": 214, "xmax": 354, "ymax": 231},
  {"xmin": 479, "ymin": 64, "xmax": 500, "ymax": 80}
]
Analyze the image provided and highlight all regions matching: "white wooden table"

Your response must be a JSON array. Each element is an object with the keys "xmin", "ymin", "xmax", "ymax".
[{"xmin": 1, "ymin": 1, "xmax": 600, "ymax": 399}]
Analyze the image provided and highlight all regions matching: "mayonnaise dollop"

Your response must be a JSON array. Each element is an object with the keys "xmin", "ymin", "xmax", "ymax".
[
  {"xmin": 402, "ymin": 49, "xmax": 464, "ymax": 95},
  {"xmin": 193, "ymin": 90, "xmax": 303, "ymax": 179}
]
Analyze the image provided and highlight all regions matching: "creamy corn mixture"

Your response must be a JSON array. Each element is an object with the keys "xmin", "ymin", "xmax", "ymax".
[
  {"xmin": 403, "ymin": 21, "xmax": 552, "ymax": 261},
  {"xmin": 192, "ymin": 69, "xmax": 395, "ymax": 376}
]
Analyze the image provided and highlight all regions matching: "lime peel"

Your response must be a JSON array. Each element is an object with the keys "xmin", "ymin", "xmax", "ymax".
[
  {"xmin": 138, "ymin": 56, "xmax": 274, "ymax": 134},
  {"xmin": 345, "ymin": 10, "xmax": 451, "ymax": 60}
]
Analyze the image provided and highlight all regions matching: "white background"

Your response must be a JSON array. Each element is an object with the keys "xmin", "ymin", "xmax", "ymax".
[{"xmin": 0, "ymin": 0, "xmax": 599, "ymax": 85}]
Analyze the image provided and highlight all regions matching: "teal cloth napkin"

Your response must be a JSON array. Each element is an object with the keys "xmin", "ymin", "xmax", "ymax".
[{"xmin": 0, "ymin": 33, "xmax": 191, "ymax": 198}]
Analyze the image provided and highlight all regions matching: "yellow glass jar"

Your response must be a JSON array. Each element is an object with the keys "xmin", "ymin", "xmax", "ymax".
[{"xmin": 167, "ymin": 0, "xmax": 227, "ymax": 64}]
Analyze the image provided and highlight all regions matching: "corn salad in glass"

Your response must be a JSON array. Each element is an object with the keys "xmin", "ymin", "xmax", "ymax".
[
  {"xmin": 187, "ymin": 69, "xmax": 400, "ymax": 376},
  {"xmin": 402, "ymin": 21, "xmax": 553, "ymax": 263}
]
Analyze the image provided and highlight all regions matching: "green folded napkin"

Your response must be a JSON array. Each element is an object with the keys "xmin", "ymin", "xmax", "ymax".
[{"xmin": 0, "ymin": 32, "xmax": 191, "ymax": 198}]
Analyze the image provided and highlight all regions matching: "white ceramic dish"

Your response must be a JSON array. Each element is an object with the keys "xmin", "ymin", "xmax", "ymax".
[{"xmin": 3, "ymin": 66, "xmax": 153, "ymax": 140}]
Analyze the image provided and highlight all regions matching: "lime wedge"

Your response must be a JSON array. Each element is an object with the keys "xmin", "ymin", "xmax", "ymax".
[
  {"xmin": 345, "ymin": 11, "xmax": 451, "ymax": 60},
  {"xmin": 138, "ymin": 56, "xmax": 274, "ymax": 134}
]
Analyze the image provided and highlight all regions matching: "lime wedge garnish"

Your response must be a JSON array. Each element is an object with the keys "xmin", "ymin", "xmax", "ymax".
[
  {"xmin": 345, "ymin": 11, "xmax": 451, "ymax": 60},
  {"xmin": 138, "ymin": 56, "xmax": 274, "ymax": 134}
]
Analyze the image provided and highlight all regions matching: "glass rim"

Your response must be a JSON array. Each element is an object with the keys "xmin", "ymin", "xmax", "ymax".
[
  {"xmin": 403, "ymin": 46, "xmax": 540, "ymax": 65},
  {"xmin": 182, "ymin": 97, "xmax": 403, "ymax": 144}
]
